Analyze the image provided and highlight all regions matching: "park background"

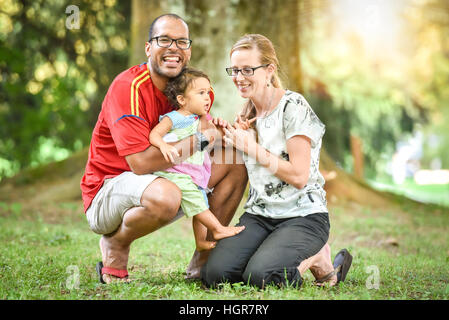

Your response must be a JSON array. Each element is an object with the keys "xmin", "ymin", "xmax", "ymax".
[{"xmin": 0, "ymin": 0, "xmax": 448, "ymax": 299}]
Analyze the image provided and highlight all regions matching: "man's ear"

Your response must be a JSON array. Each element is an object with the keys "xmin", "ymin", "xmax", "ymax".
[
  {"xmin": 176, "ymin": 94, "xmax": 185, "ymax": 106},
  {"xmin": 145, "ymin": 41, "xmax": 151, "ymax": 58}
]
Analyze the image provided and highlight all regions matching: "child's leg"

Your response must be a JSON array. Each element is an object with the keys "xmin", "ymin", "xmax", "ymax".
[
  {"xmin": 194, "ymin": 209, "xmax": 245, "ymax": 242},
  {"xmin": 193, "ymin": 215, "xmax": 216, "ymax": 251},
  {"xmin": 160, "ymin": 173, "xmax": 245, "ymax": 250}
]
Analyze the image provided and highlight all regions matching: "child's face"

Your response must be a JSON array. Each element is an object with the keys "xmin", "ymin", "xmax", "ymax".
[{"xmin": 178, "ymin": 77, "xmax": 211, "ymax": 116}]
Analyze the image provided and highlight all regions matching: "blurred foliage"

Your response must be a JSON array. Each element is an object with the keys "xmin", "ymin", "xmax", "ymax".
[
  {"xmin": 0, "ymin": 0, "xmax": 130, "ymax": 178},
  {"xmin": 300, "ymin": 0, "xmax": 449, "ymax": 176},
  {"xmin": 0, "ymin": 0, "xmax": 448, "ymax": 182},
  {"xmin": 407, "ymin": 0, "xmax": 449, "ymax": 168}
]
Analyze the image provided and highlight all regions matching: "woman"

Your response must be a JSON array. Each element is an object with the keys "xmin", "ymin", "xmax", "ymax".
[{"xmin": 201, "ymin": 34, "xmax": 352, "ymax": 289}]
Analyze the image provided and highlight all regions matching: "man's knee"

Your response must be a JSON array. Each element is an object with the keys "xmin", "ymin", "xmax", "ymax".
[
  {"xmin": 141, "ymin": 178, "xmax": 182, "ymax": 223},
  {"xmin": 231, "ymin": 163, "xmax": 248, "ymax": 185}
]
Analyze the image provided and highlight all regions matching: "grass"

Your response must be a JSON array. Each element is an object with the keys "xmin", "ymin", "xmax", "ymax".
[
  {"xmin": 0, "ymin": 196, "xmax": 449, "ymax": 300},
  {"xmin": 368, "ymin": 178, "xmax": 449, "ymax": 207}
]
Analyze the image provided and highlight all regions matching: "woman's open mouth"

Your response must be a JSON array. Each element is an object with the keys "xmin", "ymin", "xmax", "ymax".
[{"xmin": 237, "ymin": 83, "xmax": 250, "ymax": 91}]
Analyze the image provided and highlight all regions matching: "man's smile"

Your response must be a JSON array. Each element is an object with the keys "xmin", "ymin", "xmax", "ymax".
[{"xmin": 162, "ymin": 54, "xmax": 182, "ymax": 67}]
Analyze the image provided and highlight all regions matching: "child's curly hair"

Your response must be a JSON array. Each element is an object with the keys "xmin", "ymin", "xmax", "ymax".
[{"xmin": 164, "ymin": 67, "xmax": 210, "ymax": 109}]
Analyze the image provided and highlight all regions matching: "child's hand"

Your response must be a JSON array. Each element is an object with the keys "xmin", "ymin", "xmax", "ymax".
[
  {"xmin": 234, "ymin": 115, "xmax": 256, "ymax": 130},
  {"xmin": 160, "ymin": 143, "xmax": 179, "ymax": 163}
]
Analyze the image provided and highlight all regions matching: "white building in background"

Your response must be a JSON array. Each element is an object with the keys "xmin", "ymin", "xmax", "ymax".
[
  {"xmin": 390, "ymin": 131, "xmax": 423, "ymax": 184},
  {"xmin": 389, "ymin": 130, "xmax": 449, "ymax": 185}
]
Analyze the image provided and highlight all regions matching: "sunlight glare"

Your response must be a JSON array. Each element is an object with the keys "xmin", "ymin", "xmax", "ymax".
[{"xmin": 332, "ymin": 0, "xmax": 408, "ymax": 63}]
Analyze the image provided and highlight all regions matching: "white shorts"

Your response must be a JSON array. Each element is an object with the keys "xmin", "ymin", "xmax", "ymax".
[{"xmin": 86, "ymin": 171, "xmax": 185, "ymax": 235}]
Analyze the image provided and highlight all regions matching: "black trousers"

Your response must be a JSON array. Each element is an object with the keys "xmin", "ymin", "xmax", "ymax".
[{"xmin": 201, "ymin": 212, "xmax": 330, "ymax": 289}]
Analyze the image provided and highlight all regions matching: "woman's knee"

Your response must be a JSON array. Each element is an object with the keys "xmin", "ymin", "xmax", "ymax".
[
  {"xmin": 242, "ymin": 265, "xmax": 266, "ymax": 288},
  {"xmin": 201, "ymin": 252, "xmax": 242, "ymax": 287},
  {"xmin": 243, "ymin": 265, "xmax": 303, "ymax": 289},
  {"xmin": 201, "ymin": 257, "xmax": 237, "ymax": 287},
  {"xmin": 202, "ymin": 263, "xmax": 228, "ymax": 288}
]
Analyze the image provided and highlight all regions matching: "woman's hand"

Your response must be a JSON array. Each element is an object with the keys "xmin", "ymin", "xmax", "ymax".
[
  {"xmin": 209, "ymin": 117, "xmax": 230, "ymax": 141},
  {"xmin": 211, "ymin": 117, "xmax": 230, "ymax": 129},
  {"xmin": 160, "ymin": 142, "xmax": 180, "ymax": 163},
  {"xmin": 223, "ymin": 125, "xmax": 257, "ymax": 153},
  {"xmin": 234, "ymin": 115, "xmax": 257, "ymax": 130}
]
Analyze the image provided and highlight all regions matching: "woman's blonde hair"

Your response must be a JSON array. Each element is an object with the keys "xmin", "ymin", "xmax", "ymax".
[{"xmin": 230, "ymin": 34, "xmax": 284, "ymax": 124}]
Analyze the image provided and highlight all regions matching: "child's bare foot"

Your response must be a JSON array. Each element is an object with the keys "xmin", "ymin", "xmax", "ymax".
[
  {"xmin": 212, "ymin": 225, "xmax": 245, "ymax": 241},
  {"xmin": 196, "ymin": 240, "xmax": 217, "ymax": 251}
]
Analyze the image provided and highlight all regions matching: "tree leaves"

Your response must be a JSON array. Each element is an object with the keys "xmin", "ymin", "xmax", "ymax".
[{"xmin": 0, "ymin": 0, "xmax": 130, "ymax": 178}]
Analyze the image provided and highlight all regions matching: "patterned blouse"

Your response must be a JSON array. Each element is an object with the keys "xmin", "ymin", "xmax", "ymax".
[{"xmin": 243, "ymin": 90, "xmax": 328, "ymax": 219}]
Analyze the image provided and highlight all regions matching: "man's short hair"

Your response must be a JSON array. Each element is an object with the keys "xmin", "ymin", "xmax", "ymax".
[{"xmin": 148, "ymin": 13, "xmax": 188, "ymax": 41}]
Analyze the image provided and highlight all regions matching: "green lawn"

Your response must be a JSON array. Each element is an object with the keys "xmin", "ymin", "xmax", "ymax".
[
  {"xmin": 0, "ymin": 197, "xmax": 448, "ymax": 300},
  {"xmin": 368, "ymin": 178, "xmax": 449, "ymax": 207}
]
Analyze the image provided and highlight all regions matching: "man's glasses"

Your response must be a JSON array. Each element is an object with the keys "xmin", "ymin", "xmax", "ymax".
[
  {"xmin": 225, "ymin": 64, "xmax": 269, "ymax": 76},
  {"xmin": 149, "ymin": 36, "xmax": 192, "ymax": 50}
]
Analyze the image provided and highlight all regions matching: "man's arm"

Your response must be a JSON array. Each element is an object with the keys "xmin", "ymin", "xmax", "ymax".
[
  {"xmin": 125, "ymin": 135, "xmax": 193, "ymax": 175},
  {"xmin": 149, "ymin": 117, "xmax": 180, "ymax": 163},
  {"xmin": 126, "ymin": 119, "xmax": 218, "ymax": 175},
  {"xmin": 149, "ymin": 116, "xmax": 172, "ymax": 149}
]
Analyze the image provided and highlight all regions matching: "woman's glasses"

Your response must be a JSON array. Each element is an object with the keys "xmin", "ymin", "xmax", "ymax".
[{"xmin": 226, "ymin": 64, "xmax": 269, "ymax": 76}]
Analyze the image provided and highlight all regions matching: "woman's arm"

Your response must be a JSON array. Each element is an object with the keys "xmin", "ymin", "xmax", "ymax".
[
  {"xmin": 249, "ymin": 135, "xmax": 311, "ymax": 189},
  {"xmin": 224, "ymin": 126, "xmax": 311, "ymax": 189}
]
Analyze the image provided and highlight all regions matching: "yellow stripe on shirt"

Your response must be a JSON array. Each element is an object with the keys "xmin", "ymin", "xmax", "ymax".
[
  {"xmin": 134, "ymin": 74, "xmax": 150, "ymax": 117},
  {"xmin": 130, "ymin": 70, "xmax": 149, "ymax": 115}
]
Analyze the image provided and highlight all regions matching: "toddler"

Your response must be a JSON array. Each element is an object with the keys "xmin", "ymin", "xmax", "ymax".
[{"xmin": 150, "ymin": 67, "xmax": 245, "ymax": 251}]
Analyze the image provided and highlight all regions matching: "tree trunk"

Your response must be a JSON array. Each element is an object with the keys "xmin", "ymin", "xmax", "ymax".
[
  {"xmin": 276, "ymin": 0, "xmax": 302, "ymax": 92},
  {"xmin": 235, "ymin": 0, "xmax": 303, "ymax": 92},
  {"xmin": 129, "ymin": 0, "xmax": 167, "ymax": 67},
  {"xmin": 350, "ymin": 134, "xmax": 364, "ymax": 179}
]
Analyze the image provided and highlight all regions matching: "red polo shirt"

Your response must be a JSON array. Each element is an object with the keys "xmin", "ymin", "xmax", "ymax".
[{"xmin": 80, "ymin": 63, "xmax": 173, "ymax": 212}]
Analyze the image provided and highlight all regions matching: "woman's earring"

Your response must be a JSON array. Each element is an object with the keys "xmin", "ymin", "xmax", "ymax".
[{"xmin": 267, "ymin": 82, "xmax": 270, "ymax": 87}]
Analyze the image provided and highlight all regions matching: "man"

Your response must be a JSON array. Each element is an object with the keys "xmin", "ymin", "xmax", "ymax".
[{"xmin": 80, "ymin": 14, "xmax": 248, "ymax": 284}]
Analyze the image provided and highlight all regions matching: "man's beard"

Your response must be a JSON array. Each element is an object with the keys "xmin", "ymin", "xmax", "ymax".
[{"xmin": 150, "ymin": 58, "xmax": 185, "ymax": 79}]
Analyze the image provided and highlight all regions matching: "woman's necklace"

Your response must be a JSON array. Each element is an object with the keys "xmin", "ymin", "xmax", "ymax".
[{"xmin": 257, "ymin": 87, "xmax": 276, "ymax": 118}]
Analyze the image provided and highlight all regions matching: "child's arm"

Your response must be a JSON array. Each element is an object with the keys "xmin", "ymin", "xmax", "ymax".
[{"xmin": 149, "ymin": 117, "xmax": 180, "ymax": 163}]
